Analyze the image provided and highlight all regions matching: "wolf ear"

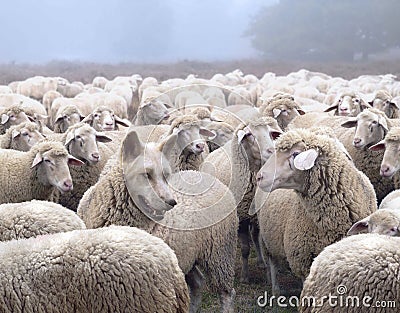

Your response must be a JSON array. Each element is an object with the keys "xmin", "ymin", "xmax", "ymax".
[{"xmin": 293, "ymin": 149, "xmax": 319, "ymax": 170}]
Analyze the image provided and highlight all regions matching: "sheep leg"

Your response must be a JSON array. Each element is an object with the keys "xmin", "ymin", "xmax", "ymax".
[
  {"xmin": 269, "ymin": 256, "xmax": 281, "ymax": 296},
  {"xmin": 250, "ymin": 220, "xmax": 265, "ymax": 267},
  {"xmin": 238, "ymin": 221, "xmax": 250, "ymax": 283},
  {"xmin": 186, "ymin": 265, "xmax": 204, "ymax": 313},
  {"xmin": 219, "ymin": 288, "xmax": 236, "ymax": 313}
]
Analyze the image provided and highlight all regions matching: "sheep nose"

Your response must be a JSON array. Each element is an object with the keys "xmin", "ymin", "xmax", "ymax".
[
  {"xmin": 353, "ymin": 138, "xmax": 361, "ymax": 145},
  {"xmin": 63, "ymin": 180, "xmax": 73, "ymax": 188},
  {"xmin": 105, "ymin": 121, "xmax": 113, "ymax": 126},
  {"xmin": 91, "ymin": 152, "xmax": 100, "ymax": 160},
  {"xmin": 166, "ymin": 199, "xmax": 177, "ymax": 207},
  {"xmin": 195, "ymin": 143, "xmax": 205, "ymax": 152},
  {"xmin": 380, "ymin": 164, "xmax": 393, "ymax": 177}
]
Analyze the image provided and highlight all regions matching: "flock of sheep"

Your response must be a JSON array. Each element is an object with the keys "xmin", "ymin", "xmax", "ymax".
[{"xmin": 0, "ymin": 68, "xmax": 400, "ymax": 312}]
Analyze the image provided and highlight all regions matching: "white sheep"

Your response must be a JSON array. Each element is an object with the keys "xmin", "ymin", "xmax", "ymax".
[
  {"xmin": 0, "ymin": 94, "xmax": 47, "ymax": 116},
  {"xmin": 82, "ymin": 106, "xmax": 130, "ymax": 131},
  {"xmin": 77, "ymin": 130, "xmax": 238, "ymax": 312},
  {"xmin": 201, "ymin": 117, "xmax": 282, "ymax": 283},
  {"xmin": 0, "ymin": 105, "xmax": 33, "ymax": 135},
  {"xmin": 16, "ymin": 76, "xmax": 58, "ymax": 101},
  {"xmin": 53, "ymin": 104, "xmax": 85, "ymax": 133},
  {"xmin": 0, "ymin": 225, "xmax": 189, "ymax": 313},
  {"xmin": 0, "ymin": 200, "xmax": 86, "ymax": 241},
  {"xmin": 324, "ymin": 89, "xmax": 371, "ymax": 116},
  {"xmin": 0, "ymin": 121, "xmax": 45, "ymax": 151},
  {"xmin": 134, "ymin": 97, "xmax": 172, "ymax": 126},
  {"xmin": 300, "ymin": 234, "xmax": 400, "ymax": 313},
  {"xmin": 0, "ymin": 140, "xmax": 84, "ymax": 204},
  {"xmin": 253, "ymin": 128, "xmax": 377, "ymax": 295},
  {"xmin": 57, "ymin": 81, "xmax": 84, "ymax": 98},
  {"xmin": 42, "ymin": 90, "xmax": 62, "ymax": 115},
  {"xmin": 0, "ymin": 85, "xmax": 12, "ymax": 94},
  {"xmin": 92, "ymin": 76, "xmax": 109, "ymax": 89}
]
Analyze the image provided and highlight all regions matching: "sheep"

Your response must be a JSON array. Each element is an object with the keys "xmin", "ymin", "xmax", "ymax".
[
  {"xmin": 324, "ymin": 89, "xmax": 371, "ymax": 116},
  {"xmin": 253, "ymin": 128, "xmax": 377, "ymax": 295},
  {"xmin": 0, "ymin": 94, "xmax": 47, "ymax": 116},
  {"xmin": 203, "ymin": 121, "xmax": 235, "ymax": 152},
  {"xmin": 57, "ymin": 81, "xmax": 84, "ymax": 98},
  {"xmin": 339, "ymin": 108, "xmax": 400, "ymax": 202},
  {"xmin": 227, "ymin": 86, "xmax": 254, "ymax": 106},
  {"xmin": 369, "ymin": 127, "xmax": 400, "ymax": 182},
  {"xmin": 259, "ymin": 97, "xmax": 305, "ymax": 130},
  {"xmin": 347, "ymin": 189, "xmax": 400, "ymax": 236},
  {"xmin": 77, "ymin": 129, "xmax": 238, "ymax": 313},
  {"xmin": 46, "ymin": 122, "xmax": 114, "ymax": 211},
  {"xmin": 53, "ymin": 104, "xmax": 85, "ymax": 133},
  {"xmin": 0, "ymin": 200, "xmax": 86, "ymax": 241},
  {"xmin": 202, "ymin": 86, "xmax": 227, "ymax": 108},
  {"xmin": 92, "ymin": 76, "xmax": 109, "ymax": 89},
  {"xmin": 82, "ymin": 106, "xmax": 130, "ymax": 131},
  {"xmin": 201, "ymin": 117, "xmax": 282, "ymax": 283},
  {"xmin": 0, "ymin": 140, "xmax": 84, "ymax": 204},
  {"xmin": 174, "ymin": 90, "xmax": 208, "ymax": 109},
  {"xmin": 0, "ymin": 225, "xmax": 189, "ymax": 313},
  {"xmin": 42, "ymin": 90, "xmax": 62, "ymax": 115},
  {"xmin": 16, "ymin": 76, "xmax": 58, "ymax": 101},
  {"xmin": 134, "ymin": 97, "xmax": 171, "ymax": 126},
  {"xmin": 91, "ymin": 93, "xmax": 129, "ymax": 119},
  {"xmin": 0, "ymin": 85, "xmax": 12, "ymax": 94},
  {"xmin": 0, "ymin": 121, "xmax": 45, "ymax": 151},
  {"xmin": 300, "ymin": 234, "xmax": 400, "ymax": 313},
  {"xmin": 368, "ymin": 89, "xmax": 400, "ymax": 118},
  {"xmin": 0, "ymin": 105, "xmax": 33, "ymax": 134}
]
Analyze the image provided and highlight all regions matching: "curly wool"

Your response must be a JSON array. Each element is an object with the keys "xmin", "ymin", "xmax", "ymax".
[
  {"xmin": 260, "ymin": 98, "xmax": 302, "ymax": 116},
  {"xmin": 0, "ymin": 122, "xmax": 41, "ymax": 149},
  {"xmin": 300, "ymin": 234, "xmax": 400, "ymax": 313},
  {"xmin": 168, "ymin": 114, "xmax": 202, "ymax": 133}
]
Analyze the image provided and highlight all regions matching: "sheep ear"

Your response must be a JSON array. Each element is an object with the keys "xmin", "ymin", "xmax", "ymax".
[
  {"xmin": 237, "ymin": 127, "xmax": 252, "ymax": 144},
  {"xmin": 293, "ymin": 149, "xmax": 319, "ymax": 170},
  {"xmin": 341, "ymin": 118, "xmax": 357, "ymax": 128},
  {"xmin": 115, "ymin": 116, "xmax": 130, "ymax": 127},
  {"xmin": 390, "ymin": 97, "xmax": 400, "ymax": 110},
  {"xmin": 159, "ymin": 133, "xmax": 177, "ymax": 157},
  {"xmin": 1, "ymin": 114, "xmax": 9, "ymax": 124},
  {"xmin": 68, "ymin": 155, "xmax": 85, "ymax": 166},
  {"xmin": 199, "ymin": 128, "xmax": 215, "ymax": 138},
  {"xmin": 27, "ymin": 115, "xmax": 36, "ymax": 122},
  {"xmin": 122, "ymin": 130, "xmax": 144, "ymax": 166},
  {"xmin": 54, "ymin": 115, "xmax": 64, "ymax": 125},
  {"xmin": 378, "ymin": 116, "xmax": 389, "ymax": 132},
  {"xmin": 95, "ymin": 132, "xmax": 112, "ymax": 143},
  {"xmin": 270, "ymin": 129, "xmax": 282, "ymax": 140},
  {"xmin": 369, "ymin": 140, "xmax": 385, "ymax": 151},
  {"xmin": 324, "ymin": 104, "xmax": 338, "ymax": 113},
  {"xmin": 205, "ymin": 129, "xmax": 217, "ymax": 140},
  {"xmin": 272, "ymin": 108, "xmax": 281, "ymax": 118},
  {"xmin": 31, "ymin": 152, "xmax": 43, "ymax": 168},
  {"xmin": 296, "ymin": 108, "xmax": 306, "ymax": 115},
  {"xmin": 347, "ymin": 217, "xmax": 370, "ymax": 235},
  {"xmin": 11, "ymin": 129, "xmax": 21, "ymax": 139},
  {"xmin": 79, "ymin": 114, "xmax": 86, "ymax": 121},
  {"xmin": 81, "ymin": 114, "xmax": 94, "ymax": 125},
  {"xmin": 64, "ymin": 131, "xmax": 75, "ymax": 147}
]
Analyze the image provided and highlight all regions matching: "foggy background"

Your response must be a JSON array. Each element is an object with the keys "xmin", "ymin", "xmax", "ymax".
[{"xmin": 0, "ymin": 0, "xmax": 276, "ymax": 64}]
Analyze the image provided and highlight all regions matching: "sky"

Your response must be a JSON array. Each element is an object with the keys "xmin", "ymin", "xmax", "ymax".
[{"xmin": 0, "ymin": 0, "xmax": 277, "ymax": 64}]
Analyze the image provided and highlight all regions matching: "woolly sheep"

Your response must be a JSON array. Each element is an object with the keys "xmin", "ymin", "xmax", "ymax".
[
  {"xmin": 0, "ymin": 105, "xmax": 32, "ymax": 134},
  {"xmin": 253, "ymin": 128, "xmax": 377, "ymax": 295},
  {"xmin": 0, "ymin": 200, "xmax": 85, "ymax": 241},
  {"xmin": 0, "ymin": 225, "xmax": 189, "ymax": 313},
  {"xmin": 347, "ymin": 189, "xmax": 400, "ymax": 236},
  {"xmin": 77, "ymin": 130, "xmax": 238, "ymax": 312},
  {"xmin": 0, "ymin": 140, "xmax": 84, "ymax": 204},
  {"xmin": 300, "ymin": 234, "xmax": 400, "ymax": 313},
  {"xmin": 16, "ymin": 76, "xmax": 58, "ymax": 101},
  {"xmin": 324, "ymin": 89, "xmax": 371, "ymax": 116},
  {"xmin": 134, "ymin": 97, "xmax": 172, "ymax": 126},
  {"xmin": 91, "ymin": 92, "xmax": 129, "ymax": 119},
  {"xmin": 0, "ymin": 94, "xmax": 46, "ymax": 116},
  {"xmin": 47, "ymin": 122, "xmax": 114, "ymax": 211},
  {"xmin": 0, "ymin": 121, "xmax": 45, "ymax": 151},
  {"xmin": 201, "ymin": 117, "xmax": 282, "ymax": 283},
  {"xmin": 0, "ymin": 86, "xmax": 12, "ymax": 94},
  {"xmin": 83, "ymin": 106, "xmax": 130, "ymax": 131},
  {"xmin": 260, "ymin": 97, "xmax": 305, "ymax": 130},
  {"xmin": 92, "ymin": 76, "xmax": 109, "ymax": 89},
  {"xmin": 57, "ymin": 81, "xmax": 84, "ymax": 98},
  {"xmin": 368, "ymin": 89, "xmax": 400, "ymax": 118},
  {"xmin": 202, "ymin": 86, "xmax": 227, "ymax": 108},
  {"xmin": 175, "ymin": 90, "xmax": 208, "ymax": 109},
  {"xmin": 42, "ymin": 90, "xmax": 62, "ymax": 115},
  {"xmin": 53, "ymin": 104, "xmax": 85, "ymax": 133}
]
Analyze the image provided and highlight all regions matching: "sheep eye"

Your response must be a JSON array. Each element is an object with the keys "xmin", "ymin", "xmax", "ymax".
[
  {"xmin": 354, "ymin": 99, "xmax": 360, "ymax": 103},
  {"xmin": 292, "ymin": 151, "xmax": 300, "ymax": 158},
  {"xmin": 45, "ymin": 159, "xmax": 52, "ymax": 163},
  {"xmin": 391, "ymin": 227, "xmax": 397, "ymax": 232},
  {"xmin": 371, "ymin": 121, "xmax": 377, "ymax": 125},
  {"xmin": 75, "ymin": 135, "xmax": 81, "ymax": 140},
  {"xmin": 143, "ymin": 173, "xmax": 151, "ymax": 179},
  {"xmin": 21, "ymin": 132, "xmax": 28, "ymax": 136},
  {"xmin": 94, "ymin": 114, "xmax": 100, "ymax": 118},
  {"xmin": 63, "ymin": 115, "xmax": 68, "ymax": 119}
]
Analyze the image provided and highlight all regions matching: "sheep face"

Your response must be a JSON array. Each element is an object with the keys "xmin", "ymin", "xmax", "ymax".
[
  {"xmin": 31, "ymin": 150, "xmax": 84, "ymax": 193},
  {"xmin": 83, "ymin": 108, "xmax": 129, "ymax": 131},
  {"xmin": 206, "ymin": 122, "xmax": 234, "ymax": 150},
  {"xmin": 341, "ymin": 110, "xmax": 387, "ymax": 149},
  {"xmin": 370, "ymin": 139, "xmax": 400, "ymax": 178},
  {"xmin": 54, "ymin": 111, "xmax": 84, "ymax": 133},
  {"xmin": 1, "ymin": 110, "xmax": 31, "ymax": 130},
  {"xmin": 371, "ymin": 98, "xmax": 398, "ymax": 118},
  {"xmin": 65, "ymin": 125, "xmax": 112, "ymax": 165},
  {"xmin": 122, "ymin": 131, "xmax": 177, "ymax": 221},
  {"xmin": 237, "ymin": 124, "xmax": 281, "ymax": 169},
  {"xmin": 175, "ymin": 124, "xmax": 213, "ymax": 155},
  {"xmin": 256, "ymin": 142, "xmax": 313, "ymax": 192},
  {"xmin": 11, "ymin": 126, "xmax": 45, "ymax": 151},
  {"xmin": 139, "ymin": 99, "xmax": 170, "ymax": 124},
  {"xmin": 348, "ymin": 210, "xmax": 400, "ymax": 236},
  {"xmin": 272, "ymin": 104, "xmax": 304, "ymax": 130},
  {"xmin": 326, "ymin": 93, "xmax": 370, "ymax": 117}
]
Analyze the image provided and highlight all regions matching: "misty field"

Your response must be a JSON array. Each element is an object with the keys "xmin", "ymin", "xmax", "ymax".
[{"xmin": 1, "ymin": 58, "xmax": 399, "ymax": 313}]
